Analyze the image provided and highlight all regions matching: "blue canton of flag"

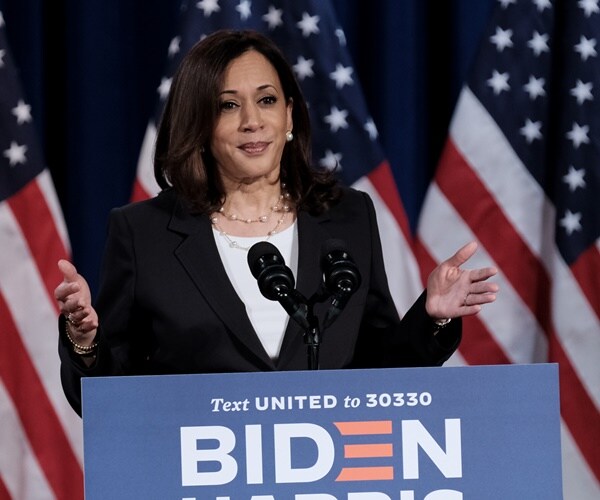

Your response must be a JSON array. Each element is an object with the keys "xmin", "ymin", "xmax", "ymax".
[
  {"xmin": 0, "ymin": 25, "xmax": 45, "ymax": 202},
  {"xmin": 155, "ymin": 0, "xmax": 385, "ymax": 187},
  {"xmin": 472, "ymin": 0, "xmax": 599, "ymax": 265}
]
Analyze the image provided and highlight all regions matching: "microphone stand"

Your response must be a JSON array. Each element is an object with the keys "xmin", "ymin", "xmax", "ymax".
[
  {"xmin": 301, "ymin": 285, "xmax": 345, "ymax": 371},
  {"xmin": 301, "ymin": 288, "xmax": 341, "ymax": 370},
  {"xmin": 272, "ymin": 287, "xmax": 322, "ymax": 370},
  {"xmin": 303, "ymin": 304, "xmax": 321, "ymax": 370}
]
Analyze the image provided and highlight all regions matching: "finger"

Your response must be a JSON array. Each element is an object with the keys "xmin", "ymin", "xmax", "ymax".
[
  {"xmin": 79, "ymin": 318, "xmax": 99, "ymax": 333},
  {"xmin": 76, "ymin": 324, "xmax": 95, "ymax": 335},
  {"xmin": 467, "ymin": 294, "xmax": 497, "ymax": 308},
  {"xmin": 58, "ymin": 259, "xmax": 79, "ymax": 283},
  {"xmin": 74, "ymin": 313, "xmax": 99, "ymax": 333},
  {"xmin": 69, "ymin": 320, "xmax": 97, "ymax": 337},
  {"xmin": 444, "ymin": 241, "xmax": 478, "ymax": 269},
  {"xmin": 68, "ymin": 307, "xmax": 89, "ymax": 324},
  {"xmin": 461, "ymin": 304, "xmax": 482, "ymax": 316},
  {"xmin": 469, "ymin": 281, "xmax": 500, "ymax": 294},
  {"xmin": 63, "ymin": 297, "xmax": 86, "ymax": 315},
  {"xmin": 54, "ymin": 281, "xmax": 81, "ymax": 301},
  {"xmin": 469, "ymin": 266, "xmax": 498, "ymax": 282},
  {"xmin": 464, "ymin": 290, "xmax": 497, "ymax": 307}
]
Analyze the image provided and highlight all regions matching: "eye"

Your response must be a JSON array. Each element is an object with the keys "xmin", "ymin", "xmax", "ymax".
[
  {"xmin": 219, "ymin": 101, "xmax": 238, "ymax": 112},
  {"xmin": 259, "ymin": 95, "xmax": 277, "ymax": 105}
]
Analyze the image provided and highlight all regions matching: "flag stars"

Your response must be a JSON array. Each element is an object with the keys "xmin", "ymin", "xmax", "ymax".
[
  {"xmin": 527, "ymin": 31, "xmax": 550, "ymax": 56},
  {"xmin": 236, "ymin": 0, "xmax": 251, "ymax": 21},
  {"xmin": 0, "ymin": 11, "xmax": 4, "ymax": 27},
  {"xmin": 524, "ymin": 76, "xmax": 546, "ymax": 100},
  {"xmin": 330, "ymin": 63, "xmax": 354, "ymax": 89},
  {"xmin": 559, "ymin": 210, "xmax": 582, "ymax": 235},
  {"xmin": 196, "ymin": 0, "xmax": 220, "ymax": 17},
  {"xmin": 574, "ymin": 36, "xmax": 597, "ymax": 61},
  {"xmin": 157, "ymin": 77, "xmax": 172, "ymax": 100},
  {"xmin": 319, "ymin": 149, "xmax": 342, "ymax": 170},
  {"xmin": 12, "ymin": 100, "xmax": 32, "ymax": 125},
  {"xmin": 579, "ymin": 0, "xmax": 600, "ymax": 17},
  {"xmin": 566, "ymin": 122, "xmax": 590, "ymax": 148},
  {"xmin": 562, "ymin": 166, "xmax": 586, "ymax": 192},
  {"xmin": 168, "ymin": 37, "xmax": 181, "ymax": 58},
  {"xmin": 364, "ymin": 119, "xmax": 378, "ymax": 140},
  {"xmin": 324, "ymin": 106, "xmax": 349, "ymax": 132},
  {"xmin": 571, "ymin": 80, "xmax": 593, "ymax": 104},
  {"xmin": 3, "ymin": 141, "xmax": 28, "ymax": 167},
  {"xmin": 487, "ymin": 70, "xmax": 510, "ymax": 95},
  {"xmin": 293, "ymin": 56, "xmax": 315, "ymax": 80},
  {"xmin": 262, "ymin": 5, "xmax": 283, "ymax": 29},
  {"xmin": 520, "ymin": 119, "xmax": 543, "ymax": 143},
  {"xmin": 498, "ymin": 0, "xmax": 516, "ymax": 7},
  {"xmin": 490, "ymin": 27, "xmax": 513, "ymax": 51},
  {"xmin": 0, "ymin": 49, "xmax": 5, "ymax": 68},
  {"xmin": 297, "ymin": 12, "xmax": 320, "ymax": 37},
  {"xmin": 335, "ymin": 29, "xmax": 347, "ymax": 46},
  {"xmin": 533, "ymin": 0, "xmax": 552, "ymax": 12}
]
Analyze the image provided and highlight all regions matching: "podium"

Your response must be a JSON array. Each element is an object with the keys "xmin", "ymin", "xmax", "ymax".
[{"xmin": 82, "ymin": 364, "xmax": 562, "ymax": 499}]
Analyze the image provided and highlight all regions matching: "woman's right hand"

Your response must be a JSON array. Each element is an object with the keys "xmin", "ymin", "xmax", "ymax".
[{"xmin": 54, "ymin": 259, "xmax": 99, "ymax": 346}]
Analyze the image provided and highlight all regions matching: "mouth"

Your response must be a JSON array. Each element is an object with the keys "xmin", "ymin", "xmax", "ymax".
[{"xmin": 238, "ymin": 142, "xmax": 270, "ymax": 154}]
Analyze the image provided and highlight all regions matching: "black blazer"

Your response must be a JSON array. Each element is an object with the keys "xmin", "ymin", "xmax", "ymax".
[{"xmin": 59, "ymin": 187, "xmax": 460, "ymax": 414}]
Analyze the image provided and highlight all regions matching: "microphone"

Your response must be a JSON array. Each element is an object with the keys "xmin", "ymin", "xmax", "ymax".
[
  {"xmin": 247, "ymin": 242, "xmax": 309, "ymax": 329},
  {"xmin": 321, "ymin": 239, "xmax": 361, "ymax": 328}
]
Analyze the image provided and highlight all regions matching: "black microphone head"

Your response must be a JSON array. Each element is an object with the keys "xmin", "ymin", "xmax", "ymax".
[
  {"xmin": 321, "ymin": 238, "xmax": 347, "ymax": 256},
  {"xmin": 321, "ymin": 239, "xmax": 361, "ymax": 293},
  {"xmin": 247, "ymin": 241, "xmax": 282, "ymax": 278},
  {"xmin": 247, "ymin": 241, "xmax": 295, "ymax": 300}
]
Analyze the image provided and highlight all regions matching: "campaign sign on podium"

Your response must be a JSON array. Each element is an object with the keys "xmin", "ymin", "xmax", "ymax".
[{"xmin": 82, "ymin": 364, "xmax": 562, "ymax": 499}]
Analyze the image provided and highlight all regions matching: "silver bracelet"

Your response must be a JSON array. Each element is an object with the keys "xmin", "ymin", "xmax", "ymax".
[{"xmin": 433, "ymin": 318, "xmax": 452, "ymax": 335}]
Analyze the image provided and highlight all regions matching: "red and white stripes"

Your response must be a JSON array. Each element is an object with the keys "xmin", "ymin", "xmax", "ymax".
[
  {"xmin": 416, "ymin": 87, "xmax": 600, "ymax": 498},
  {"xmin": 0, "ymin": 170, "xmax": 83, "ymax": 499}
]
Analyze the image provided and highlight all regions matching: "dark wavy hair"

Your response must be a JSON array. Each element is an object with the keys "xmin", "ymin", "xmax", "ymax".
[{"xmin": 154, "ymin": 29, "xmax": 339, "ymax": 214}]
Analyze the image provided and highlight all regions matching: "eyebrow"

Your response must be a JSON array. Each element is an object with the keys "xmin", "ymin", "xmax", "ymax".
[{"xmin": 219, "ymin": 84, "xmax": 279, "ymax": 95}]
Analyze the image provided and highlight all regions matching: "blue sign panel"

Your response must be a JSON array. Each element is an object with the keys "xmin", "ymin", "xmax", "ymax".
[{"xmin": 82, "ymin": 364, "xmax": 562, "ymax": 499}]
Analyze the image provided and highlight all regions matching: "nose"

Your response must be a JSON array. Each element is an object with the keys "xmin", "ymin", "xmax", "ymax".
[{"xmin": 239, "ymin": 102, "xmax": 263, "ymax": 132}]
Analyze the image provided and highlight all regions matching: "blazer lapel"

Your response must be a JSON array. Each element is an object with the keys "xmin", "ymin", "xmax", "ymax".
[{"xmin": 168, "ymin": 198, "xmax": 275, "ymax": 369}]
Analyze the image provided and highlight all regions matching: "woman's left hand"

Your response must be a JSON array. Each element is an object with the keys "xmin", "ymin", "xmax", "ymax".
[{"xmin": 425, "ymin": 241, "xmax": 498, "ymax": 320}]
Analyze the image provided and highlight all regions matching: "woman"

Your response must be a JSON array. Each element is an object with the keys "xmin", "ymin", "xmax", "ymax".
[{"xmin": 55, "ymin": 30, "xmax": 498, "ymax": 415}]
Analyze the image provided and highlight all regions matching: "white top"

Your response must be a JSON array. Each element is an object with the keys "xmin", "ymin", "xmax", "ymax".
[{"xmin": 212, "ymin": 222, "xmax": 299, "ymax": 360}]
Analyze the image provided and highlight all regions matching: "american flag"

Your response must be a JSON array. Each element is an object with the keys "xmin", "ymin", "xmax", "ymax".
[
  {"xmin": 0, "ymin": 12, "xmax": 84, "ymax": 500},
  {"xmin": 416, "ymin": 0, "xmax": 600, "ymax": 497},
  {"xmin": 132, "ymin": 0, "xmax": 423, "ymax": 315},
  {"xmin": 132, "ymin": 0, "xmax": 599, "ymax": 497}
]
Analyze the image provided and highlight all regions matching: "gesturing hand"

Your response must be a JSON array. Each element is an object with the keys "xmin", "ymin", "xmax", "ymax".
[
  {"xmin": 425, "ymin": 241, "xmax": 498, "ymax": 320},
  {"xmin": 54, "ymin": 259, "xmax": 98, "ymax": 344}
]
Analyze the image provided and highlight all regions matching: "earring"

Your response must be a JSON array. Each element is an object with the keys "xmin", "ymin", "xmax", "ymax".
[{"xmin": 285, "ymin": 131, "xmax": 293, "ymax": 142}]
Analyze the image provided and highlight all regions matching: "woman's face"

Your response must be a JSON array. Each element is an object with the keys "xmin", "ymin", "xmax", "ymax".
[{"xmin": 211, "ymin": 50, "xmax": 293, "ymax": 186}]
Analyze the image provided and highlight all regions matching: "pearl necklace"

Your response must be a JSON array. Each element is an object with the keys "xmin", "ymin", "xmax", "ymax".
[
  {"xmin": 217, "ymin": 191, "xmax": 291, "ymax": 224},
  {"xmin": 211, "ymin": 190, "xmax": 292, "ymax": 250},
  {"xmin": 211, "ymin": 211, "xmax": 288, "ymax": 250}
]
